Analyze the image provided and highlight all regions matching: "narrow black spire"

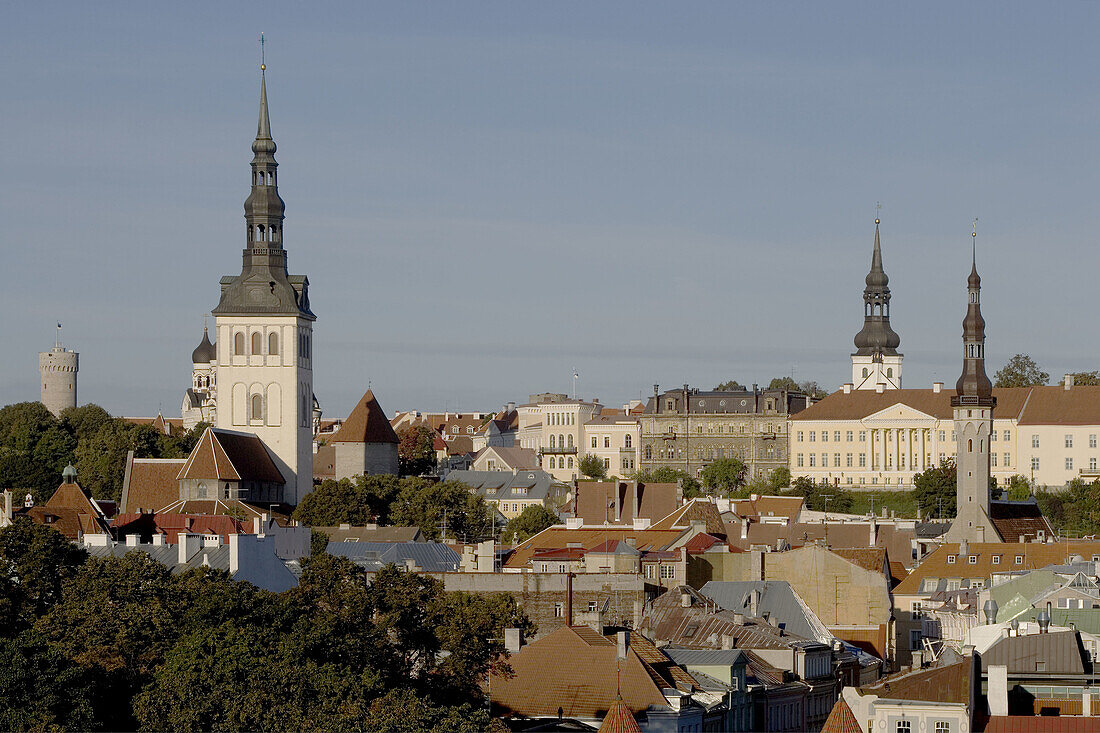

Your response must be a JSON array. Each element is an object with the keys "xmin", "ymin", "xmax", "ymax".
[
  {"xmin": 954, "ymin": 229, "xmax": 993, "ymax": 403},
  {"xmin": 853, "ymin": 219, "xmax": 901, "ymax": 357}
]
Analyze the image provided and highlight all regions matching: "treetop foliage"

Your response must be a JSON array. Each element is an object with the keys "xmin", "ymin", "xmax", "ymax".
[
  {"xmin": 0, "ymin": 517, "xmax": 532, "ymax": 731},
  {"xmin": 994, "ymin": 354, "xmax": 1050, "ymax": 388},
  {"xmin": 397, "ymin": 425, "xmax": 438, "ymax": 476},
  {"xmin": 578, "ymin": 453, "xmax": 607, "ymax": 479},
  {"xmin": 714, "ymin": 380, "xmax": 746, "ymax": 391},
  {"xmin": 500, "ymin": 505, "xmax": 562, "ymax": 544}
]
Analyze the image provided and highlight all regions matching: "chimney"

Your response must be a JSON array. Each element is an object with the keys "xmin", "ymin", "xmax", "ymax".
[
  {"xmin": 1065, "ymin": 374, "xmax": 1074, "ymax": 390},
  {"xmin": 720, "ymin": 633, "xmax": 734, "ymax": 649},
  {"xmin": 126, "ymin": 533, "xmax": 139, "ymax": 547},
  {"xmin": 504, "ymin": 627, "xmax": 522, "ymax": 654},
  {"xmin": 566, "ymin": 517, "xmax": 583, "ymax": 529},
  {"xmin": 1037, "ymin": 608, "xmax": 1051, "ymax": 633},
  {"xmin": 152, "ymin": 533, "xmax": 164, "ymax": 546},
  {"xmin": 632, "ymin": 517, "xmax": 651, "ymax": 530},
  {"xmin": 616, "ymin": 630, "xmax": 630, "ymax": 660},
  {"xmin": 875, "ymin": 383, "xmax": 885, "ymax": 394},
  {"xmin": 1086, "ymin": 688, "xmax": 1093, "ymax": 717},
  {"xmin": 911, "ymin": 649, "xmax": 924, "ymax": 668},
  {"xmin": 178, "ymin": 532, "xmax": 201, "ymax": 564},
  {"xmin": 933, "ymin": 382, "xmax": 943, "ymax": 393},
  {"xmin": 960, "ymin": 539, "xmax": 969, "ymax": 556},
  {"xmin": 2, "ymin": 490, "xmax": 11, "ymax": 523},
  {"xmin": 252, "ymin": 515, "xmax": 261, "ymax": 535},
  {"xmin": 749, "ymin": 589, "xmax": 760, "ymax": 617},
  {"xmin": 842, "ymin": 383, "xmax": 852, "ymax": 394},
  {"xmin": 983, "ymin": 599, "xmax": 999, "ymax": 624},
  {"xmin": 228, "ymin": 533, "xmax": 240, "ymax": 574},
  {"xmin": 680, "ymin": 591, "xmax": 692, "ymax": 608},
  {"xmin": 565, "ymin": 572, "xmax": 574, "ymax": 627},
  {"xmin": 988, "ymin": 664, "xmax": 1009, "ymax": 716},
  {"xmin": 869, "ymin": 519, "xmax": 877, "ymax": 546},
  {"xmin": 750, "ymin": 549, "xmax": 765, "ymax": 581},
  {"xmin": 733, "ymin": 613, "xmax": 745, "ymax": 625},
  {"xmin": 741, "ymin": 517, "xmax": 750, "ymax": 540}
]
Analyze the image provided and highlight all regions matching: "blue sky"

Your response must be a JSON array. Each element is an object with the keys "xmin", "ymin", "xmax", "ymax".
[{"xmin": 3, "ymin": 3, "xmax": 1100, "ymax": 418}]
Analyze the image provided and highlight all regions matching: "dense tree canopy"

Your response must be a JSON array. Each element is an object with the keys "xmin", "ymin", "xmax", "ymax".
[
  {"xmin": 714, "ymin": 380, "xmax": 746, "ymax": 391},
  {"xmin": 994, "ymin": 354, "xmax": 1050, "ymax": 388},
  {"xmin": 1070, "ymin": 371, "xmax": 1100, "ymax": 386},
  {"xmin": 398, "ymin": 425, "xmax": 438, "ymax": 476},
  {"xmin": 700, "ymin": 458, "xmax": 747, "ymax": 497},
  {"xmin": 501, "ymin": 505, "xmax": 562, "ymax": 544},
  {"xmin": 912, "ymin": 460, "xmax": 958, "ymax": 519},
  {"xmin": 292, "ymin": 474, "xmax": 402, "ymax": 527},
  {"xmin": 0, "ymin": 402, "xmax": 205, "ymax": 503},
  {"xmin": 0, "ymin": 518, "xmax": 533, "ymax": 732},
  {"xmin": 578, "ymin": 453, "xmax": 607, "ymax": 479},
  {"xmin": 785, "ymin": 477, "xmax": 853, "ymax": 513},
  {"xmin": 390, "ymin": 478, "xmax": 493, "ymax": 542}
]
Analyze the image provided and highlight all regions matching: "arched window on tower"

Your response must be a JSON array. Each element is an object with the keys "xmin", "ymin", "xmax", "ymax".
[
  {"xmin": 567, "ymin": 434, "xmax": 574, "ymax": 449},
  {"xmin": 234, "ymin": 332, "xmax": 245, "ymax": 355},
  {"xmin": 271, "ymin": 226, "xmax": 278, "ymax": 243},
  {"xmin": 625, "ymin": 434, "xmax": 632, "ymax": 448},
  {"xmin": 257, "ymin": 225, "xmax": 265, "ymax": 242},
  {"xmin": 550, "ymin": 435, "xmax": 556, "ymax": 449},
  {"xmin": 251, "ymin": 332, "xmax": 262, "ymax": 355},
  {"xmin": 968, "ymin": 439, "xmax": 973, "ymax": 453},
  {"xmin": 887, "ymin": 368, "xmax": 893, "ymax": 378},
  {"xmin": 251, "ymin": 394, "xmax": 263, "ymax": 421},
  {"xmin": 268, "ymin": 332, "xmax": 279, "ymax": 355}
]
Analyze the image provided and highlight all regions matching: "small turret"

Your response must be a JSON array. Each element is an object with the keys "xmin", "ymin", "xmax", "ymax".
[{"xmin": 191, "ymin": 326, "xmax": 216, "ymax": 364}]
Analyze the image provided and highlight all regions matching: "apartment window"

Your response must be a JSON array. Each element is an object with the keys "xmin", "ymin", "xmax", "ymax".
[
  {"xmin": 1015, "ymin": 555, "xmax": 1024, "ymax": 564},
  {"xmin": 1092, "ymin": 435, "xmax": 1098, "ymax": 449},
  {"xmin": 603, "ymin": 458, "xmax": 609, "ymax": 469},
  {"xmin": 991, "ymin": 430, "xmax": 997, "ymax": 442},
  {"xmin": 1067, "ymin": 458, "xmax": 1074, "ymax": 471},
  {"xmin": 991, "ymin": 454, "xmax": 998, "ymax": 466},
  {"xmin": 624, "ymin": 434, "xmax": 631, "ymax": 448},
  {"xmin": 1092, "ymin": 458, "xmax": 1097, "ymax": 471},
  {"xmin": 603, "ymin": 436, "xmax": 610, "ymax": 448},
  {"xmin": 1032, "ymin": 457, "xmax": 1040, "ymax": 471},
  {"xmin": 1058, "ymin": 597, "xmax": 1070, "ymax": 609},
  {"xmin": 834, "ymin": 431, "xmax": 841, "ymax": 442},
  {"xmin": 821, "ymin": 453, "xmax": 828, "ymax": 467},
  {"xmin": 1067, "ymin": 435, "xmax": 1074, "ymax": 448},
  {"xmin": 587, "ymin": 601, "xmax": 598, "ymax": 612},
  {"xmin": 797, "ymin": 454, "xmax": 804, "ymax": 467},
  {"xmin": 935, "ymin": 722, "xmax": 951, "ymax": 733},
  {"xmin": 908, "ymin": 631, "xmax": 922, "ymax": 652},
  {"xmin": 1004, "ymin": 453, "xmax": 1010, "ymax": 466},
  {"xmin": 859, "ymin": 453, "xmax": 866, "ymax": 467},
  {"xmin": 952, "ymin": 431, "xmax": 956, "ymax": 441},
  {"xmin": 660, "ymin": 564, "xmax": 676, "ymax": 579},
  {"xmin": 968, "ymin": 555, "xmax": 978, "ymax": 564},
  {"xmin": 846, "ymin": 454, "xmax": 853, "ymax": 467},
  {"xmin": 1004, "ymin": 430, "xmax": 1011, "ymax": 441},
  {"xmin": 1033, "ymin": 435, "xmax": 1040, "ymax": 448},
  {"xmin": 992, "ymin": 555, "xmax": 1001, "ymax": 564},
  {"xmin": 591, "ymin": 436, "xmax": 597, "ymax": 448},
  {"xmin": 939, "ymin": 430, "xmax": 946, "ymax": 442},
  {"xmin": 553, "ymin": 603, "xmax": 563, "ymax": 618},
  {"xmin": 797, "ymin": 431, "xmax": 803, "ymax": 442},
  {"xmin": 859, "ymin": 431, "xmax": 867, "ymax": 441},
  {"xmin": 821, "ymin": 430, "xmax": 828, "ymax": 443},
  {"xmin": 809, "ymin": 431, "xmax": 816, "ymax": 442},
  {"xmin": 809, "ymin": 455, "xmax": 816, "ymax": 467},
  {"xmin": 834, "ymin": 454, "xmax": 841, "ymax": 467}
]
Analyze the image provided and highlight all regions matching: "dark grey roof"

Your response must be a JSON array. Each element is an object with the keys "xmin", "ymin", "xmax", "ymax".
[
  {"xmin": 916, "ymin": 522, "xmax": 952, "ymax": 538},
  {"xmin": 326, "ymin": 541, "xmax": 460, "ymax": 573},
  {"xmin": 191, "ymin": 327, "xmax": 216, "ymax": 363},
  {"xmin": 662, "ymin": 647, "xmax": 749, "ymax": 667},
  {"xmin": 447, "ymin": 469, "xmax": 564, "ymax": 503},
  {"xmin": 698, "ymin": 580, "xmax": 829, "ymax": 643},
  {"xmin": 980, "ymin": 630, "xmax": 1089, "ymax": 676}
]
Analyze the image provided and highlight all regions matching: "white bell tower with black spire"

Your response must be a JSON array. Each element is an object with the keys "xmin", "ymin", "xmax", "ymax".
[{"xmin": 210, "ymin": 54, "xmax": 316, "ymax": 505}]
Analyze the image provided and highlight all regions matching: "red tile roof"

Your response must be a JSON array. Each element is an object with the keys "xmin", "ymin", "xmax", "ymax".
[
  {"xmin": 178, "ymin": 428, "xmax": 284, "ymax": 484},
  {"xmin": 979, "ymin": 715, "xmax": 1100, "ymax": 732},
  {"xmin": 597, "ymin": 700, "xmax": 641, "ymax": 733},
  {"xmin": 820, "ymin": 698, "xmax": 862, "ymax": 733},
  {"xmin": 121, "ymin": 457, "xmax": 186, "ymax": 513},
  {"xmin": 333, "ymin": 390, "xmax": 399, "ymax": 444}
]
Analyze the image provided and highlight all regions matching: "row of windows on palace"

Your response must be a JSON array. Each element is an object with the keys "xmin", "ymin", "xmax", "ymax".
[
  {"xmin": 645, "ymin": 423, "xmax": 784, "ymax": 435},
  {"xmin": 643, "ymin": 446, "xmax": 783, "ymax": 461},
  {"xmin": 225, "ymin": 331, "xmax": 312, "ymax": 361},
  {"xmin": 545, "ymin": 434, "xmax": 634, "ymax": 449},
  {"xmin": 797, "ymin": 429, "xmax": 1100, "ymax": 450}
]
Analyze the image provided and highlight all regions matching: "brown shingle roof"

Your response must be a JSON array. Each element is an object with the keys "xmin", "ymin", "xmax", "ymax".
[
  {"xmin": 979, "ymin": 715, "xmax": 1100, "ymax": 732},
  {"xmin": 859, "ymin": 659, "xmax": 972, "ymax": 704},
  {"xmin": 333, "ymin": 390, "xmax": 399, "ymax": 444},
  {"xmin": 832, "ymin": 547, "xmax": 888, "ymax": 575},
  {"xmin": 121, "ymin": 457, "xmax": 186, "ymax": 513},
  {"xmin": 177, "ymin": 428, "xmax": 284, "ymax": 484},
  {"xmin": 506, "ymin": 526, "xmax": 686, "ymax": 569},
  {"xmin": 650, "ymin": 499, "xmax": 726, "ymax": 536},
  {"xmin": 729, "ymin": 496, "xmax": 803, "ymax": 521},
  {"xmin": 791, "ymin": 387, "xmax": 1033, "ymax": 421},
  {"xmin": 490, "ymin": 626, "xmax": 669, "ymax": 721},
  {"xmin": 1016, "ymin": 385, "xmax": 1100, "ymax": 425},
  {"xmin": 820, "ymin": 698, "xmax": 862, "ymax": 733},
  {"xmin": 990, "ymin": 501, "xmax": 1056, "ymax": 543},
  {"xmin": 894, "ymin": 542, "xmax": 1100, "ymax": 596},
  {"xmin": 597, "ymin": 700, "xmax": 642, "ymax": 733}
]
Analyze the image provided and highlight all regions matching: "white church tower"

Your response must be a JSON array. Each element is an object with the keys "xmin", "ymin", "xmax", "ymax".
[
  {"xmin": 851, "ymin": 219, "xmax": 903, "ymax": 390},
  {"xmin": 210, "ymin": 64, "xmax": 316, "ymax": 504}
]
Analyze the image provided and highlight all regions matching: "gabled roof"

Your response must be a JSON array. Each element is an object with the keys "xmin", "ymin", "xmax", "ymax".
[
  {"xmin": 894, "ymin": 542, "xmax": 1100, "ymax": 596},
  {"xmin": 45, "ymin": 480, "xmax": 103, "ymax": 519},
  {"xmin": 474, "ymin": 446, "xmax": 539, "ymax": 470},
  {"xmin": 574, "ymin": 481, "xmax": 681, "ymax": 526},
  {"xmin": 990, "ymin": 500, "xmax": 1056, "ymax": 543},
  {"xmin": 505, "ymin": 526, "xmax": 686, "ymax": 569},
  {"xmin": 332, "ymin": 390, "xmax": 399, "ymax": 444},
  {"xmin": 490, "ymin": 626, "xmax": 676, "ymax": 721},
  {"xmin": 699, "ymin": 580, "xmax": 833, "ymax": 643},
  {"xmin": 790, "ymin": 387, "xmax": 1033, "ymax": 422},
  {"xmin": 820, "ymin": 698, "xmax": 862, "ymax": 733},
  {"xmin": 120, "ymin": 456, "xmax": 187, "ymax": 513},
  {"xmin": 858, "ymin": 659, "xmax": 972, "ymax": 705},
  {"xmin": 980, "ymin": 630, "xmax": 1088, "ymax": 675},
  {"xmin": 729, "ymin": 495, "xmax": 803, "ymax": 522},
  {"xmin": 650, "ymin": 499, "xmax": 726, "ymax": 536},
  {"xmin": 177, "ymin": 428, "xmax": 284, "ymax": 484}
]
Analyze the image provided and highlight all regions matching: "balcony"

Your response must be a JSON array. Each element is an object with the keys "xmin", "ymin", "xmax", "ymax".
[{"xmin": 539, "ymin": 446, "xmax": 578, "ymax": 455}]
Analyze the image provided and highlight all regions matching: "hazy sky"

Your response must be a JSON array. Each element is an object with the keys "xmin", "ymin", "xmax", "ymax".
[{"xmin": 4, "ymin": 3, "xmax": 1100, "ymax": 419}]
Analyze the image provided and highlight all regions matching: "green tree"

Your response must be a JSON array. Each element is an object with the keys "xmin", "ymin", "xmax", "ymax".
[
  {"xmin": 0, "ymin": 517, "xmax": 87, "ymax": 632},
  {"xmin": 1004, "ymin": 474, "xmax": 1032, "ymax": 501},
  {"xmin": 630, "ymin": 466, "xmax": 702, "ymax": 498},
  {"xmin": 714, "ymin": 380, "xmax": 746, "ymax": 391},
  {"xmin": 766, "ymin": 466, "xmax": 791, "ymax": 492},
  {"xmin": 785, "ymin": 476, "xmax": 853, "ymax": 512},
  {"xmin": 363, "ymin": 688, "xmax": 507, "ymax": 733},
  {"xmin": 0, "ymin": 402, "xmax": 73, "ymax": 501},
  {"xmin": 390, "ymin": 479, "xmax": 492, "ymax": 541},
  {"xmin": 700, "ymin": 458, "xmax": 747, "ymax": 497},
  {"xmin": 1070, "ymin": 371, "xmax": 1100, "ymax": 386},
  {"xmin": 912, "ymin": 459, "xmax": 958, "ymax": 519},
  {"xmin": 310, "ymin": 528, "xmax": 330, "ymax": 556},
  {"xmin": 768, "ymin": 377, "xmax": 799, "ymax": 391},
  {"xmin": 500, "ymin": 505, "xmax": 561, "ymax": 543},
  {"xmin": 578, "ymin": 453, "xmax": 607, "ymax": 479},
  {"xmin": 398, "ymin": 425, "xmax": 438, "ymax": 476},
  {"xmin": 994, "ymin": 354, "xmax": 1050, "ymax": 388},
  {"xmin": 292, "ymin": 474, "xmax": 402, "ymax": 526},
  {"xmin": 0, "ymin": 631, "xmax": 97, "ymax": 732}
]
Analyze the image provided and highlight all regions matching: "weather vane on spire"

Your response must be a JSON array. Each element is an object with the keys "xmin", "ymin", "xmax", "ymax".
[
  {"xmin": 260, "ymin": 32, "xmax": 266, "ymax": 71},
  {"xmin": 972, "ymin": 218, "xmax": 978, "ymax": 263},
  {"xmin": 875, "ymin": 201, "xmax": 882, "ymax": 224}
]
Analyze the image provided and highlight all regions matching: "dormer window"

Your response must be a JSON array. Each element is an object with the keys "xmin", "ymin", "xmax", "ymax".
[{"xmin": 947, "ymin": 555, "xmax": 956, "ymax": 564}]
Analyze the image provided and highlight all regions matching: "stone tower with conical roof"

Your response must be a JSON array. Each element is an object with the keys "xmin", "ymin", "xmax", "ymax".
[
  {"xmin": 209, "ymin": 64, "xmax": 316, "ymax": 504},
  {"xmin": 852, "ymin": 220, "xmax": 903, "ymax": 390},
  {"xmin": 945, "ymin": 231, "xmax": 999, "ymax": 543}
]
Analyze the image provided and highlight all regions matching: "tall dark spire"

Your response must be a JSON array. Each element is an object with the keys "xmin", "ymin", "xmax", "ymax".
[
  {"xmin": 953, "ymin": 229, "xmax": 993, "ymax": 402},
  {"xmin": 212, "ymin": 63, "xmax": 314, "ymax": 319},
  {"xmin": 853, "ymin": 219, "xmax": 901, "ymax": 358}
]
